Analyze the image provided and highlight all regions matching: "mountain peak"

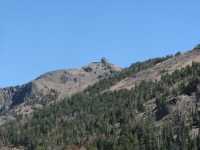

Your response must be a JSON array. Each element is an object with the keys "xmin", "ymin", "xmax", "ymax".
[{"xmin": 0, "ymin": 60, "xmax": 122, "ymax": 122}]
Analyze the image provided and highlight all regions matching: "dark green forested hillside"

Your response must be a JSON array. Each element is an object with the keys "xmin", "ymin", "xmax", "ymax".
[{"xmin": 1, "ymin": 52, "xmax": 200, "ymax": 150}]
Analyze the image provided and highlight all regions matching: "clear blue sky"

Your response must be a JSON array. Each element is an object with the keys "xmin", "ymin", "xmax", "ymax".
[{"xmin": 0, "ymin": 1, "xmax": 200, "ymax": 88}]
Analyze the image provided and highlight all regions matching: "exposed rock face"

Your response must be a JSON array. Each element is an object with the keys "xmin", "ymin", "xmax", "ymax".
[
  {"xmin": 101, "ymin": 57, "xmax": 108, "ymax": 63},
  {"xmin": 0, "ymin": 60, "xmax": 122, "ymax": 110},
  {"xmin": 0, "ymin": 82, "xmax": 41, "ymax": 110},
  {"xmin": 10, "ymin": 82, "xmax": 40, "ymax": 107},
  {"xmin": 0, "ymin": 87, "xmax": 15, "ymax": 109}
]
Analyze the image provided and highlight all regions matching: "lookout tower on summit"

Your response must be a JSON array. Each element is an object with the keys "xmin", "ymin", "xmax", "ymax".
[{"xmin": 101, "ymin": 57, "xmax": 108, "ymax": 63}]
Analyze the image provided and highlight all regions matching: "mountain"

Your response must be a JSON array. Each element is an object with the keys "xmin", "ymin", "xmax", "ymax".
[
  {"xmin": 0, "ymin": 58, "xmax": 121, "ymax": 125},
  {"xmin": 1, "ymin": 46, "xmax": 200, "ymax": 150}
]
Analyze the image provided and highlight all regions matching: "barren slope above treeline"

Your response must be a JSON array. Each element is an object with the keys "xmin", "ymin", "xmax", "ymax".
[
  {"xmin": 109, "ymin": 48, "xmax": 200, "ymax": 91},
  {"xmin": 0, "ymin": 58, "xmax": 121, "ymax": 125}
]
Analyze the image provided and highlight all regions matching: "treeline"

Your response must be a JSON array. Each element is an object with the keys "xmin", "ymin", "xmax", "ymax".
[{"xmin": 84, "ymin": 54, "xmax": 174, "ymax": 95}]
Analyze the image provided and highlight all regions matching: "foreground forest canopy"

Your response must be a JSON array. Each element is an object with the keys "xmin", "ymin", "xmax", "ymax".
[{"xmin": 1, "ymin": 47, "xmax": 200, "ymax": 150}]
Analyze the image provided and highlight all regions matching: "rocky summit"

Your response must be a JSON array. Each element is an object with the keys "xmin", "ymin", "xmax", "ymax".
[{"xmin": 0, "ymin": 58, "xmax": 121, "ymax": 124}]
